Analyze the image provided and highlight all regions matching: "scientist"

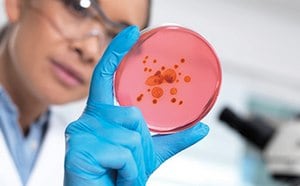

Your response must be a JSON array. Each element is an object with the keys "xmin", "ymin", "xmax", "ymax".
[{"xmin": 0, "ymin": 0, "xmax": 209, "ymax": 185}]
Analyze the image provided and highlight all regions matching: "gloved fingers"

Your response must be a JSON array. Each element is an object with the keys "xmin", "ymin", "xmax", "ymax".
[
  {"xmin": 84, "ymin": 104, "xmax": 143, "ymax": 127},
  {"xmin": 66, "ymin": 119, "xmax": 149, "ymax": 182},
  {"xmin": 86, "ymin": 105, "xmax": 152, "ymax": 138},
  {"xmin": 87, "ymin": 25, "xmax": 140, "ymax": 106},
  {"xmin": 151, "ymin": 122, "xmax": 209, "ymax": 171},
  {"xmin": 65, "ymin": 133, "xmax": 146, "ymax": 185},
  {"xmin": 82, "ymin": 105, "xmax": 153, "ymax": 151},
  {"xmin": 80, "ymin": 108, "xmax": 156, "ymax": 173},
  {"xmin": 64, "ymin": 169, "xmax": 115, "ymax": 186},
  {"xmin": 70, "ymin": 113, "xmax": 143, "ymax": 148},
  {"xmin": 83, "ymin": 105, "xmax": 156, "ymax": 175}
]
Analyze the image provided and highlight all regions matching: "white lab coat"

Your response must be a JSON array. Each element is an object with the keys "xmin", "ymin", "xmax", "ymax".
[{"xmin": 0, "ymin": 113, "xmax": 67, "ymax": 186}]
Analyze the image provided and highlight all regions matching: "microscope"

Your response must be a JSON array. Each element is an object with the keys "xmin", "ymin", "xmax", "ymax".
[{"xmin": 219, "ymin": 107, "xmax": 300, "ymax": 184}]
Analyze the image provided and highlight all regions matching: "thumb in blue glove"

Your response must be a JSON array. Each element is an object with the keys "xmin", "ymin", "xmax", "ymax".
[{"xmin": 64, "ymin": 25, "xmax": 209, "ymax": 186}]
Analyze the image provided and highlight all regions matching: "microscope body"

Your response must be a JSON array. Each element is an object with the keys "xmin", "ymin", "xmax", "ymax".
[
  {"xmin": 264, "ymin": 120, "xmax": 300, "ymax": 177},
  {"xmin": 219, "ymin": 107, "xmax": 300, "ymax": 180}
]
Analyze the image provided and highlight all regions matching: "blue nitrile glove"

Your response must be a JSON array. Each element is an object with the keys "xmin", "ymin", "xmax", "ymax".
[{"xmin": 64, "ymin": 25, "xmax": 209, "ymax": 186}]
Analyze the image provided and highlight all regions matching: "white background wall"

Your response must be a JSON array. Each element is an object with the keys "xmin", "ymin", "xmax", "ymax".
[
  {"xmin": 1, "ymin": 0, "xmax": 299, "ymax": 185},
  {"xmin": 0, "ymin": 0, "xmax": 5, "ymax": 26},
  {"xmin": 148, "ymin": 1, "xmax": 300, "ymax": 185},
  {"xmin": 150, "ymin": 0, "xmax": 300, "ymax": 104}
]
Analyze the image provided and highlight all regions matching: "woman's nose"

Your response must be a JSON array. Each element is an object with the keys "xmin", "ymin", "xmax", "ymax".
[{"xmin": 69, "ymin": 36, "xmax": 102, "ymax": 65}]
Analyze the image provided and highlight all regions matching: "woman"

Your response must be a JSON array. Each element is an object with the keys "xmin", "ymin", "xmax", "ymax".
[{"xmin": 0, "ymin": 0, "xmax": 209, "ymax": 185}]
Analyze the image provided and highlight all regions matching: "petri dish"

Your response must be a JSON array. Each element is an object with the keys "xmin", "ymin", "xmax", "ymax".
[{"xmin": 115, "ymin": 25, "xmax": 222, "ymax": 134}]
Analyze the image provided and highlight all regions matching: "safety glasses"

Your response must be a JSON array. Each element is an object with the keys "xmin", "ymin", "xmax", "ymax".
[{"xmin": 29, "ymin": 0, "xmax": 128, "ymax": 50}]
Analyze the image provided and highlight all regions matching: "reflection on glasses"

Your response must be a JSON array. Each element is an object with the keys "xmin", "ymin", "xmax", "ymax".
[{"xmin": 29, "ymin": 0, "xmax": 129, "ymax": 50}]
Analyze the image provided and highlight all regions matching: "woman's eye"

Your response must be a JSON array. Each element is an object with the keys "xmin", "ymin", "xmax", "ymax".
[
  {"xmin": 107, "ymin": 32, "xmax": 117, "ymax": 40},
  {"xmin": 62, "ymin": 0, "xmax": 91, "ymax": 18}
]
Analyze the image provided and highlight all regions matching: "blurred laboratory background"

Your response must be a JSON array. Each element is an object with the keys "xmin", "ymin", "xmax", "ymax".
[{"xmin": 1, "ymin": 0, "xmax": 300, "ymax": 185}]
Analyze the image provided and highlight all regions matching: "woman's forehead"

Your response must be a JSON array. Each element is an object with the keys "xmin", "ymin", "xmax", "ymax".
[{"xmin": 98, "ymin": 0, "xmax": 149, "ymax": 28}]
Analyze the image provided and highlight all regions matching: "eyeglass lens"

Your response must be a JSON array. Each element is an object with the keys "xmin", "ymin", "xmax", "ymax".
[{"xmin": 29, "ymin": 0, "xmax": 127, "ymax": 50}]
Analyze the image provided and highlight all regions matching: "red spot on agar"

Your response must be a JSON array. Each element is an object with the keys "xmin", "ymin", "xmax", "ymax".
[
  {"xmin": 155, "ymin": 70, "xmax": 161, "ymax": 75},
  {"xmin": 143, "ymin": 60, "xmax": 147, "ymax": 64},
  {"xmin": 184, "ymin": 76, "xmax": 191, "ymax": 82},
  {"xmin": 137, "ymin": 94, "xmax": 144, "ymax": 102},
  {"xmin": 142, "ymin": 59, "xmax": 192, "ymax": 105},
  {"xmin": 151, "ymin": 87, "xmax": 164, "ymax": 98},
  {"xmin": 145, "ymin": 74, "xmax": 164, "ymax": 86},
  {"xmin": 163, "ymin": 69, "xmax": 177, "ymax": 83},
  {"xmin": 145, "ymin": 56, "xmax": 149, "ymax": 59},
  {"xmin": 170, "ymin": 88, "xmax": 177, "ymax": 95}
]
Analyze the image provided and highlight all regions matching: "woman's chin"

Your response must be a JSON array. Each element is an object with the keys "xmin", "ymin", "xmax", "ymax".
[{"xmin": 38, "ymin": 86, "xmax": 87, "ymax": 106}]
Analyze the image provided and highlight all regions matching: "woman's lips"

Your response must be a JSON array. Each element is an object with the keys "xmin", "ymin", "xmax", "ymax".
[{"xmin": 50, "ymin": 59, "xmax": 85, "ymax": 87}]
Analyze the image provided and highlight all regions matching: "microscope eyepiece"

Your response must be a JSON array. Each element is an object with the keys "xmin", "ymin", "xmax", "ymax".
[{"xmin": 219, "ymin": 107, "xmax": 275, "ymax": 149}]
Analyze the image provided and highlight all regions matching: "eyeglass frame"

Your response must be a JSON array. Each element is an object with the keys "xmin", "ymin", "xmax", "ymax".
[{"xmin": 27, "ymin": 0, "xmax": 130, "ymax": 50}]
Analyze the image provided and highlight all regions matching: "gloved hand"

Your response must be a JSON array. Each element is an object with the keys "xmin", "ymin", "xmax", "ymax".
[{"xmin": 64, "ymin": 25, "xmax": 209, "ymax": 186}]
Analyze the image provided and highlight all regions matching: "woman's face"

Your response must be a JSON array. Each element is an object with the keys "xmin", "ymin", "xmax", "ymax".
[{"xmin": 6, "ymin": 0, "xmax": 149, "ymax": 105}]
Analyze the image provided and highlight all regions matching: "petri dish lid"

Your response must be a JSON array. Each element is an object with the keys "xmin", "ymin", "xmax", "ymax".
[{"xmin": 115, "ymin": 25, "xmax": 222, "ymax": 134}]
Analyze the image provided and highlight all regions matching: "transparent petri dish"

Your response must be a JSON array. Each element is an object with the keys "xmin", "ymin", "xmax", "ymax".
[{"xmin": 115, "ymin": 25, "xmax": 222, "ymax": 134}]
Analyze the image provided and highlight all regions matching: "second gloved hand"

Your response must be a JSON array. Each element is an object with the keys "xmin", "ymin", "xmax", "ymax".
[{"xmin": 64, "ymin": 26, "xmax": 209, "ymax": 186}]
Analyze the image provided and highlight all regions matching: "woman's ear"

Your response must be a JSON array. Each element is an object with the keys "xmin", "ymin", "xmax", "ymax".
[{"xmin": 5, "ymin": 0, "xmax": 22, "ymax": 23}]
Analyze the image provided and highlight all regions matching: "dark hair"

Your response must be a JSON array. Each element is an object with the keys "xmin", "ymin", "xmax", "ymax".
[
  {"xmin": 144, "ymin": 0, "xmax": 152, "ymax": 29},
  {"xmin": 0, "ymin": 24, "xmax": 9, "ymax": 43}
]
